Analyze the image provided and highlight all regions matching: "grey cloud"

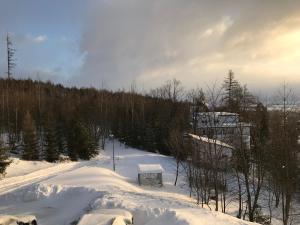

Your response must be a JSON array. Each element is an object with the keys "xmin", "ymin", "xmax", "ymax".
[
  {"xmin": 76, "ymin": 0, "xmax": 232, "ymax": 88},
  {"xmin": 1, "ymin": 0, "xmax": 299, "ymax": 96},
  {"xmin": 75, "ymin": 0, "xmax": 300, "ymax": 93},
  {"xmin": 12, "ymin": 33, "xmax": 47, "ymax": 45}
]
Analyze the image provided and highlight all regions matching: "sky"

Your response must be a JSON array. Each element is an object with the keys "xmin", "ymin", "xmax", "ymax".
[{"xmin": 0, "ymin": 0, "xmax": 300, "ymax": 96}]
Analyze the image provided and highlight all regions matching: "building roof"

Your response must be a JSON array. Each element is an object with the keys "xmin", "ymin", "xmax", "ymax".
[
  {"xmin": 198, "ymin": 112, "xmax": 238, "ymax": 116},
  {"xmin": 138, "ymin": 164, "xmax": 164, "ymax": 173},
  {"xmin": 188, "ymin": 133, "xmax": 235, "ymax": 149},
  {"xmin": 214, "ymin": 122, "xmax": 251, "ymax": 128},
  {"xmin": 268, "ymin": 104, "xmax": 300, "ymax": 112}
]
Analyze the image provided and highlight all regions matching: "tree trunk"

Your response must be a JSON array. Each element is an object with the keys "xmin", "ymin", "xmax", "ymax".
[
  {"xmin": 174, "ymin": 160, "xmax": 179, "ymax": 186},
  {"xmin": 236, "ymin": 171, "xmax": 242, "ymax": 219}
]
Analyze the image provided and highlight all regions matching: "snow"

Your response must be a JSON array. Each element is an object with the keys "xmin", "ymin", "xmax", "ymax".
[
  {"xmin": 5, "ymin": 157, "xmax": 54, "ymax": 178},
  {"xmin": 0, "ymin": 214, "xmax": 37, "ymax": 225},
  {"xmin": 78, "ymin": 209, "xmax": 133, "ymax": 225},
  {"xmin": 188, "ymin": 133, "xmax": 235, "ymax": 149},
  {"xmin": 0, "ymin": 141, "xmax": 258, "ymax": 225},
  {"xmin": 138, "ymin": 164, "xmax": 164, "ymax": 173},
  {"xmin": 198, "ymin": 112, "xmax": 238, "ymax": 116},
  {"xmin": 142, "ymin": 209, "xmax": 255, "ymax": 225}
]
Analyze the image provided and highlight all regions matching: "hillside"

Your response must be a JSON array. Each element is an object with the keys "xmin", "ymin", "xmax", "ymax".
[{"xmin": 0, "ymin": 141, "xmax": 257, "ymax": 225}]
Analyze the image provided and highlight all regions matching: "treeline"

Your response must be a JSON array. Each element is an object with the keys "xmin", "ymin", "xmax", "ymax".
[{"xmin": 0, "ymin": 78, "xmax": 188, "ymax": 166}]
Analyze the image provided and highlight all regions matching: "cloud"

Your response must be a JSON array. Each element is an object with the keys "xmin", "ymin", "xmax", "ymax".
[
  {"xmin": 201, "ymin": 16, "xmax": 234, "ymax": 38},
  {"xmin": 74, "ymin": 0, "xmax": 300, "ymax": 94},
  {"xmin": 76, "ymin": 0, "xmax": 231, "ymax": 89},
  {"xmin": 32, "ymin": 35, "xmax": 47, "ymax": 43},
  {"xmin": 11, "ymin": 33, "xmax": 48, "ymax": 45},
  {"xmin": 1, "ymin": 0, "xmax": 300, "ymax": 96}
]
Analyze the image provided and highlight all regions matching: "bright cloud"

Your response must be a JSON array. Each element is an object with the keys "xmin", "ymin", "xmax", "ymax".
[
  {"xmin": 76, "ymin": 0, "xmax": 300, "ymax": 94},
  {"xmin": 32, "ymin": 35, "xmax": 47, "ymax": 43},
  {"xmin": 201, "ymin": 16, "xmax": 234, "ymax": 38}
]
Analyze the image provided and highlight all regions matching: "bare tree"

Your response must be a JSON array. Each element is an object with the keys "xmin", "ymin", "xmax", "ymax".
[
  {"xmin": 168, "ymin": 129, "xmax": 190, "ymax": 186},
  {"xmin": 186, "ymin": 83, "xmax": 233, "ymax": 212},
  {"xmin": 269, "ymin": 83, "xmax": 299, "ymax": 225},
  {"xmin": 187, "ymin": 88, "xmax": 207, "ymax": 134},
  {"xmin": 149, "ymin": 79, "xmax": 184, "ymax": 102},
  {"xmin": 6, "ymin": 33, "xmax": 16, "ymax": 79}
]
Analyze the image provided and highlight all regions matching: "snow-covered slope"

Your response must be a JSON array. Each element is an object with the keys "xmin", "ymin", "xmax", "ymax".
[
  {"xmin": 5, "ymin": 157, "xmax": 54, "ymax": 178},
  {"xmin": 0, "ymin": 142, "xmax": 257, "ymax": 225}
]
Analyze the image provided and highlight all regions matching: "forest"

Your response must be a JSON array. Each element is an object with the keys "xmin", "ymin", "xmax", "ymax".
[
  {"xmin": 0, "ymin": 78, "xmax": 189, "ymax": 161},
  {"xmin": 0, "ymin": 73, "xmax": 299, "ymax": 225}
]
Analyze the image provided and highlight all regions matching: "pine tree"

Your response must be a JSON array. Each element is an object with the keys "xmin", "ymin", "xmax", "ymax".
[
  {"xmin": 66, "ymin": 121, "xmax": 78, "ymax": 161},
  {"xmin": 0, "ymin": 140, "xmax": 11, "ymax": 176},
  {"xmin": 67, "ymin": 120, "xmax": 97, "ymax": 161},
  {"xmin": 55, "ymin": 120, "xmax": 67, "ymax": 155},
  {"xmin": 222, "ymin": 70, "xmax": 241, "ymax": 112},
  {"xmin": 22, "ymin": 111, "xmax": 39, "ymax": 160},
  {"xmin": 77, "ymin": 122, "xmax": 97, "ymax": 160},
  {"xmin": 44, "ymin": 118, "xmax": 59, "ymax": 162}
]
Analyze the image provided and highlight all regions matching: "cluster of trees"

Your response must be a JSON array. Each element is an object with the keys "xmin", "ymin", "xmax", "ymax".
[
  {"xmin": 111, "ymin": 80, "xmax": 189, "ymax": 153},
  {"xmin": 170, "ymin": 71, "xmax": 299, "ymax": 225},
  {"xmin": 0, "ymin": 79, "xmax": 101, "ymax": 164},
  {"xmin": 0, "ymin": 78, "xmax": 188, "ymax": 170}
]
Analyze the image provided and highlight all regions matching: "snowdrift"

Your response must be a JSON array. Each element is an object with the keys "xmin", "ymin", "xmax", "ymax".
[{"xmin": 0, "ymin": 142, "xmax": 258, "ymax": 225}]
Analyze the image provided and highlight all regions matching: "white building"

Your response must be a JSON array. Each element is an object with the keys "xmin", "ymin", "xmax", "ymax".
[{"xmin": 195, "ymin": 112, "xmax": 251, "ymax": 149}]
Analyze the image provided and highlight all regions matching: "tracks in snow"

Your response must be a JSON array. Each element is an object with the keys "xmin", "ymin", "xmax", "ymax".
[{"xmin": 0, "ymin": 161, "xmax": 95, "ymax": 195}]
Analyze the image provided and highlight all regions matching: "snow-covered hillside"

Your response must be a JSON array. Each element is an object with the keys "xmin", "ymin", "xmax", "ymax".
[{"xmin": 0, "ymin": 142, "xmax": 257, "ymax": 225}]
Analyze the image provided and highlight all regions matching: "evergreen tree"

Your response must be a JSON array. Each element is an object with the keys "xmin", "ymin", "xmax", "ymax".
[
  {"xmin": 55, "ymin": 120, "xmax": 67, "ymax": 155},
  {"xmin": 66, "ymin": 121, "xmax": 78, "ymax": 161},
  {"xmin": 67, "ymin": 120, "xmax": 97, "ymax": 161},
  {"xmin": 44, "ymin": 117, "xmax": 59, "ymax": 162},
  {"xmin": 22, "ymin": 111, "xmax": 39, "ymax": 160},
  {"xmin": 222, "ymin": 70, "xmax": 242, "ymax": 112},
  {"xmin": 0, "ymin": 140, "xmax": 11, "ymax": 176}
]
